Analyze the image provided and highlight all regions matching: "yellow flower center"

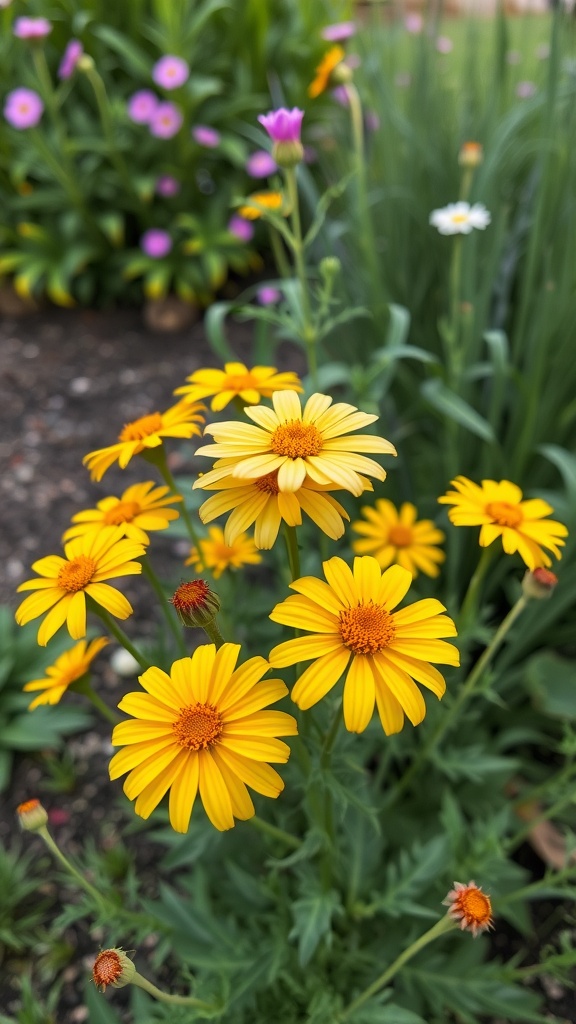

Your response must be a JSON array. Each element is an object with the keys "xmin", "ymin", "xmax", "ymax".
[
  {"xmin": 118, "ymin": 412, "xmax": 162, "ymax": 442},
  {"xmin": 389, "ymin": 524, "xmax": 413, "ymax": 548},
  {"xmin": 451, "ymin": 213, "xmax": 469, "ymax": 223},
  {"xmin": 57, "ymin": 555, "xmax": 97, "ymax": 592},
  {"xmin": 255, "ymin": 471, "xmax": 280, "ymax": 495},
  {"xmin": 458, "ymin": 887, "xmax": 492, "ymax": 927},
  {"xmin": 173, "ymin": 702, "xmax": 223, "ymax": 750},
  {"xmin": 339, "ymin": 603, "xmax": 396, "ymax": 655},
  {"xmin": 485, "ymin": 500, "xmax": 523, "ymax": 528},
  {"xmin": 104, "ymin": 501, "xmax": 141, "ymax": 525},
  {"xmin": 92, "ymin": 950, "xmax": 122, "ymax": 989},
  {"xmin": 270, "ymin": 421, "xmax": 323, "ymax": 459},
  {"xmin": 225, "ymin": 372, "xmax": 258, "ymax": 392}
]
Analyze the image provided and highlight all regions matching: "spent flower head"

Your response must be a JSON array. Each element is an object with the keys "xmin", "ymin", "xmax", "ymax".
[
  {"xmin": 171, "ymin": 579, "xmax": 221, "ymax": 628},
  {"xmin": 92, "ymin": 949, "xmax": 136, "ymax": 991}
]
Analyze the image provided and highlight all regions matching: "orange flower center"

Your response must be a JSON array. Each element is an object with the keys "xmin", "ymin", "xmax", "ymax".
[
  {"xmin": 173, "ymin": 702, "xmax": 223, "ymax": 750},
  {"xmin": 118, "ymin": 412, "xmax": 162, "ymax": 442},
  {"xmin": 172, "ymin": 580, "xmax": 210, "ymax": 612},
  {"xmin": 339, "ymin": 603, "xmax": 395, "ymax": 654},
  {"xmin": 457, "ymin": 887, "xmax": 492, "ymax": 927},
  {"xmin": 255, "ymin": 471, "xmax": 280, "ymax": 495},
  {"xmin": 389, "ymin": 524, "xmax": 413, "ymax": 548},
  {"xmin": 104, "ymin": 501, "xmax": 141, "ymax": 525},
  {"xmin": 485, "ymin": 500, "xmax": 523, "ymax": 528},
  {"xmin": 57, "ymin": 555, "xmax": 97, "ymax": 592},
  {"xmin": 93, "ymin": 950, "xmax": 122, "ymax": 989},
  {"xmin": 17, "ymin": 799, "xmax": 40, "ymax": 814},
  {"xmin": 270, "ymin": 421, "xmax": 323, "ymax": 459},
  {"xmin": 225, "ymin": 373, "xmax": 258, "ymax": 392}
]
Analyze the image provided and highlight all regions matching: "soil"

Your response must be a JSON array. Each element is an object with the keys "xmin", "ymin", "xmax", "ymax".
[{"xmin": 0, "ymin": 308, "xmax": 574, "ymax": 1023}]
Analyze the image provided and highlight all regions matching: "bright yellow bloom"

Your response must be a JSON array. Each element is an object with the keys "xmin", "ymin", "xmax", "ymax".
[
  {"xmin": 195, "ymin": 390, "xmax": 396, "ymax": 496},
  {"xmin": 438, "ymin": 476, "xmax": 568, "ymax": 569},
  {"xmin": 269, "ymin": 556, "xmax": 459, "ymax": 735},
  {"xmin": 194, "ymin": 467, "xmax": 362, "ymax": 548},
  {"xmin": 24, "ymin": 637, "xmax": 109, "ymax": 709},
  {"xmin": 352, "ymin": 500, "xmax": 445, "ymax": 578},
  {"xmin": 15, "ymin": 527, "xmax": 145, "ymax": 646},
  {"xmin": 63, "ymin": 482, "xmax": 181, "ymax": 546},
  {"xmin": 308, "ymin": 45, "xmax": 346, "ymax": 98},
  {"xmin": 185, "ymin": 525, "xmax": 261, "ymax": 578},
  {"xmin": 174, "ymin": 362, "xmax": 303, "ymax": 412},
  {"xmin": 109, "ymin": 643, "xmax": 298, "ymax": 832},
  {"xmin": 238, "ymin": 191, "xmax": 284, "ymax": 219},
  {"xmin": 83, "ymin": 401, "xmax": 205, "ymax": 482}
]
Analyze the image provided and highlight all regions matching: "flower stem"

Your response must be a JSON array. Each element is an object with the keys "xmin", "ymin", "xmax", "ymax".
[
  {"xmin": 346, "ymin": 83, "xmax": 380, "ymax": 314},
  {"xmin": 141, "ymin": 556, "xmax": 187, "ymax": 656},
  {"xmin": 38, "ymin": 826, "xmax": 108, "ymax": 910},
  {"xmin": 73, "ymin": 678, "xmax": 120, "ymax": 726},
  {"xmin": 285, "ymin": 167, "xmax": 318, "ymax": 389},
  {"xmin": 90, "ymin": 603, "xmax": 151, "ymax": 672},
  {"xmin": 283, "ymin": 524, "xmax": 301, "ymax": 583},
  {"xmin": 458, "ymin": 546, "xmax": 496, "ymax": 631},
  {"xmin": 201, "ymin": 615, "xmax": 226, "ymax": 650},
  {"xmin": 132, "ymin": 972, "xmax": 215, "ymax": 1009},
  {"xmin": 248, "ymin": 814, "xmax": 301, "ymax": 849}
]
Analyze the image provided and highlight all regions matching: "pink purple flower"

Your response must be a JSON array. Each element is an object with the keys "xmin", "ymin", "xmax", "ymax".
[
  {"xmin": 321, "ymin": 21, "xmax": 356, "ymax": 42},
  {"xmin": 228, "ymin": 215, "xmax": 254, "ymax": 243},
  {"xmin": 436, "ymin": 36, "xmax": 453, "ymax": 54},
  {"xmin": 58, "ymin": 40, "xmax": 83, "ymax": 80},
  {"xmin": 246, "ymin": 150, "xmax": 277, "ymax": 178},
  {"xmin": 127, "ymin": 90, "xmax": 159, "ymax": 125},
  {"xmin": 140, "ymin": 229, "xmax": 172, "ymax": 258},
  {"xmin": 13, "ymin": 16, "xmax": 51, "ymax": 39},
  {"xmin": 156, "ymin": 174, "xmax": 180, "ymax": 197},
  {"xmin": 152, "ymin": 55, "xmax": 189, "ymax": 90},
  {"xmin": 331, "ymin": 86, "xmax": 350, "ymax": 107},
  {"xmin": 4, "ymin": 88, "xmax": 44, "ymax": 129},
  {"xmin": 150, "ymin": 102, "xmax": 183, "ymax": 138},
  {"xmin": 257, "ymin": 285, "xmax": 281, "ymax": 305},
  {"xmin": 516, "ymin": 81, "xmax": 537, "ymax": 99},
  {"xmin": 258, "ymin": 107, "xmax": 304, "ymax": 145},
  {"xmin": 405, "ymin": 13, "xmax": 423, "ymax": 33},
  {"xmin": 192, "ymin": 125, "xmax": 221, "ymax": 148}
]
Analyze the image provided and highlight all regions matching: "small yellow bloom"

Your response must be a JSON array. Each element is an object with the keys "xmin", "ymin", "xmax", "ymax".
[
  {"xmin": 438, "ymin": 476, "xmax": 568, "ymax": 569},
  {"xmin": 23, "ymin": 637, "xmax": 109, "ymax": 709},
  {"xmin": 308, "ymin": 45, "xmax": 346, "ymax": 98},
  {"xmin": 175, "ymin": 362, "xmax": 303, "ymax": 412},
  {"xmin": 83, "ymin": 401, "xmax": 205, "ymax": 482},
  {"xmin": 352, "ymin": 500, "xmax": 445, "ymax": 578},
  {"xmin": 269, "ymin": 556, "xmax": 459, "ymax": 735},
  {"xmin": 63, "ymin": 482, "xmax": 181, "ymax": 545},
  {"xmin": 238, "ymin": 191, "xmax": 284, "ymax": 220},
  {"xmin": 185, "ymin": 525, "xmax": 261, "ymax": 578},
  {"xmin": 109, "ymin": 643, "xmax": 298, "ymax": 832}
]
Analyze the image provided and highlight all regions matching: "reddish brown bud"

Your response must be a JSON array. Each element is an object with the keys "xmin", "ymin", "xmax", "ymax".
[
  {"xmin": 522, "ymin": 567, "xmax": 558, "ymax": 600},
  {"xmin": 171, "ymin": 579, "xmax": 221, "ymax": 628}
]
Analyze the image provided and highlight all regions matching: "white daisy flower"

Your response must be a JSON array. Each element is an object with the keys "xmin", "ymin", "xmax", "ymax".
[{"xmin": 430, "ymin": 201, "xmax": 491, "ymax": 235}]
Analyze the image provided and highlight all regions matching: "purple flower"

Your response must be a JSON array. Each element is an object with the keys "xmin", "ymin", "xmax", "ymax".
[
  {"xmin": 321, "ymin": 21, "xmax": 356, "ymax": 42},
  {"xmin": 192, "ymin": 125, "xmax": 221, "ymax": 148},
  {"xmin": 258, "ymin": 107, "xmax": 304, "ymax": 145},
  {"xmin": 246, "ymin": 150, "xmax": 277, "ymax": 178},
  {"xmin": 331, "ymin": 86, "xmax": 350, "ymax": 107},
  {"xmin": 436, "ymin": 36, "xmax": 453, "ymax": 54},
  {"xmin": 228, "ymin": 216, "xmax": 254, "ymax": 243},
  {"xmin": 4, "ymin": 88, "xmax": 44, "ymax": 129},
  {"xmin": 156, "ymin": 174, "xmax": 180, "ymax": 197},
  {"xmin": 257, "ymin": 285, "xmax": 281, "ymax": 305},
  {"xmin": 150, "ymin": 102, "xmax": 183, "ymax": 139},
  {"xmin": 127, "ymin": 90, "xmax": 159, "ymax": 125},
  {"xmin": 58, "ymin": 40, "xmax": 83, "ymax": 80},
  {"xmin": 405, "ymin": 13, "xmax": 423, "ymax": 33},
  {"xmin": 152, "ymin": 55, "xmax": 189, "ymax": 90},
  {"xmin": 140, "ymin": 229, "xmax": 172, "ymax": 259},
  {"xmin": 516, "ymin": 80, "xmax": 537, "ymax": 99},
  {"xmin": 13, "ymin": 16, "xmax": 51, "ymax": 39}
]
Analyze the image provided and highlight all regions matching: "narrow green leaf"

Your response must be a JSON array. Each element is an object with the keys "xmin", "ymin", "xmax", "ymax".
[{"xmin": 421, "ymin": 378, "xmax": 496, "ymax": 442}]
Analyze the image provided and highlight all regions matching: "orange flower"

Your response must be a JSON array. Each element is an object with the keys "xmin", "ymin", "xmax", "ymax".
[
  {"xmin": 443, "ymin": 881, "xmax": 494, "ymax": 937},
  {"xmin": 309, "ymin": 45, "xmax": 346, "ymax": 98}
]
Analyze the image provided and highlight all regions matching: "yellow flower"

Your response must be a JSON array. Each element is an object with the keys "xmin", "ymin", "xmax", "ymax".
[
  {"xmin": 109, "ymin": 643, "xmax": 298, "ymax": 832},
  {"xmin": 15, "ymin": 527, "xmax": 145, "ymax": 646},
  {"xmin": 438, "ymin": 476, "xmax": 568, "ymax": 570},
  {"xmin": 83, "ymin": 401, "xmax": 205, "ymax": 482},
  {"xmin": 238, "ymin": 191, "xmax": 284, "ymax": 219},
  {"xmin": 352, "ymin": 500, "xmax": 445, "ymax": 578},
  {"xmin": 194, "ymin": 467, "xmax": 362, "ymax": 548},
  {"xmin": 269, "ymin": 556, "xmax": 459, "ymax": 735},
  {"xmin": 23, "ymin": 637, "xmax": 109, "ymax": 709},
  {"xmin": 63, "ymin": 482, "xmax": 181, "ymax": 546},
  {"xmin": 195, "ymin": 390, "xmax": 396, "ymax": 495},
  {"xmin": 174, "ymin": 362, "xmax": 303, "ymax": 412},
  {"xmin": 185, "ymin": 525, "xmax": 262, "ymax": 578},
  {"xmin": 308, "ymin": 45, "xmax": 346, "ymax": 98}
]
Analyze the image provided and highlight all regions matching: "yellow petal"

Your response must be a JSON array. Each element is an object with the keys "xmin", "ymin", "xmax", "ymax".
[
  {"xmin": 224, "ymin": 679, "xmax": 289, "ymax": 721},
  {"xmin": 123, "ymin": 743, "xmax": 182, "ymax": 799},
  {"xmin": 109, "ymin": 736, "xmax": 177, "ymax": 778},
  {"xmin": 66, "ymin": 591, "xmax": 87, "ymax": 640},
  {"xmin": 139, "ymin": 666, "xmax": 183, "ymax": 710},
  {"xmin": 269, "ymin": 634, "xmax": 344, "ymax": 667},
  {"xmin": 15, "ymin": 588, "xmax": 62, "ymax": 625},
  {"xmin": 216, "ymin": 746, "xmax": 284, "ymax": 797},
  {"xmin": 190, "ymin": 644, "xmax": 217, "ymax": 703},
  {"xmin": 134, "ymin": 749, "xmax": 189, "ymax": 819},
  {"xmin": 85, "ymin": 582, "xmax": 133, "ymax": 619},
  {"xmin": 323, "ymin": 557, "xmax": 358, "ymax": 607},
  {"xmin": 343, "ymin": 655, "xmax": 375, "ymax": 733},
  {"xmin": 37, "ymin": 596, "xmax": 72, "ymax": 646},
  {"xmin": 168, "ymin": 753, "xmax": 200, "ymax": 833},
  {"xmin": 374, "ymin": 678, "xmax": 405, "ymax": 735},
  {"xmin": 373, "ymin": 655, "xmax": 426, "ymax": 726},
  {"xmin": 377, "ymin": 564, "xmax": 412, "ymax": 609},
  {"xmin": 209, "ymin": 643, "xmax": 242, "ymax": 704},
  {"xmin": 198, "ymin": 749, "xmax": 234, "ymax": 830},
  {"xmin": 219, "ymin": 735, "xmax": 290, "ymax": 763},
  {"xmin": 212, "ymin": 750, "xmax": 254, "ymax": 820},
  {"xmin": 291, "ymin": 648, "xmax": 350, "ymax": 710}
]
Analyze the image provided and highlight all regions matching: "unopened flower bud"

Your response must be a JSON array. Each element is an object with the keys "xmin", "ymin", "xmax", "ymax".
[
  {"xmin": 17, "ymin": 799, "xmax": 48, "ymax": 832},
  {"xmin": 459, "ymin": 141, "xmax": 483, "ymax": 168},
  {"xmin": 272, "ymin": 139, "xmax": 304, "ymax": 169},
  {"xmin": 77, "ymin": 54, "xmax": 95, "ymax": 74},
  {"xmin": 92, "ymin": 948, "xmax": 136, "ymax": 991},
  {"xmin": 332, "ymin": 61, "xmax": 353, "ymax": 85},
  {"xmin": 319, "ymin": 256, "xmax": 341, "ymax": 281},
  {"xmin": 522, "ymin": 567, "xmax": 558, "ymax": 600},
  {"xmin": 171, "ymin": 579, "xmax": 221, "ymax": 628}
]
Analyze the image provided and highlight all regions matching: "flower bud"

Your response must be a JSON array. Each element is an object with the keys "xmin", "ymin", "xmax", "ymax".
[
  {"xmin": 459, "ymin": 141, "xmax": 483, "ymax": 168},
  {"xmin": 332, "ymin": 61, "xmax": 353, "ymax": 85},
  {"xmin": 76, "ymin": 54, "xmax": 95, "ymax": 73},
  {"xmin": 522, "ymin": 567, "xmax": 558, "ymax": 600},
  {"xmin": 319, "ymin": 256, "xmax": 341, "ymax": 281},
  {"xmin": 17, "ymin": 799, "xmax": 48, "ymax": 832},
  {"xmin": 272, "ymin": 139, "xmax": 304, "ymax": 169},
  {"xmin": 92, "ymin": 948, "xmax": 136, "ymax": 991},
  {"xmin": 171, "ymin": 579, "xmax": 221, "ymax": 628}
]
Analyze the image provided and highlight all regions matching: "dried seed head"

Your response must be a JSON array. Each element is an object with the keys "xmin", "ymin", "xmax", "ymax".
[{"xmin": 92, "ymin": 948, "xmax": 136, "ymax": 991}]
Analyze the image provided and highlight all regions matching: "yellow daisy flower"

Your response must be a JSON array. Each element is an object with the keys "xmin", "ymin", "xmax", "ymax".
[
  {"xmin": 63, "ymin": 482, "xmax": 181, "ymax": 546},
  {"xmin": 194, "ymin": 467, "xmax": 362, "ymax": 548},
  {"xmin": 185, "ymin": 525, "xmax": 262, "ymax": 578},
  {"xmin": 109, "ymin": 643, "xmax": 298, "ymax": 832},
  {"xmin": 23, "ymin": 637, "xmax": 109, "ymax": 709},
  {"xmin": 308, "ymin": 45, "xmax": 346, "ymax": 99},
  {"xmin": 352, "ymin": 500, "xmax": 445, "ymax": 578},
  {"xmin": 195, "ymin": 390, "xmax": 396, "ymax": 495},
  {"xmin": 83, "ymin": 401, "xmax": 205, "ymax": 483},
  {"xmin": 174, "ymin": 362, "xmax": 303, "ymax": 412},
  {"xmin": 438, "ymin": 476, "xmax": 568, "ymax": 570},
  {"xmin": 15, "ymin": 526, "xmax": 145, "ymax": 646},
  {"xmin": 269, "ymin": 556, "xmax": 459, "ymax": 735},
  {"xmin": 238, "ymin": 191, "xmax": 284, "ymax": 219}
]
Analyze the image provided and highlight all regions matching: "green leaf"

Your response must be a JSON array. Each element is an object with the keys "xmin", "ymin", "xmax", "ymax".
[
  {"xmin": 526, "ymin": 651, "xmax": 576, "ymax": 720},
  {"xmin": 421, "ymin": 378, "xmax": 496, "ymax": 442},
  {"xmin": 538, "ymin": 443, "xmax": 576, "ymax": 498},
  {"xmin": 91, "ymin": 25, "xmax": 151, "ymax": 77},
  {"xmin": 289, "ymin": 889, "xmax": 340, "ymax": 967},
  {"xmin": 350, "ymin": 1003, "xmax": 428, "ymax": 1024},
  {"xmin": 203, "ymin": 301, "xmax": 236, "ymax": 361},
  {"xmin": 84, "ymin": 982, "xmax": 123, "ymax": 1024}
]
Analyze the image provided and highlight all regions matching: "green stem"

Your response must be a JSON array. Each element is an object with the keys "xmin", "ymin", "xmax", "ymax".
[
  {"xmin": 458, "ymin": 546, "xmax": 496, "ymax": 631},
  {"xmin": 448, "ymin": 235, "xmax": 464, "ymax": 389},
  {"xmin": 285, "ymin": 167, "xmax": 318, "ymax": 389},
  {"xmin": 141, "ymin": 557, "xmax": 187, "ymax": 656},
  {"xmin": 132, "ymin": 972, "xmax": 215, "ymax": 1009},
  {"xmin": 321, "ymin": 703, "xmax": 342, "ymax": 767},
  {"xmin": 90, "ymin": 604, "xmax": 151, "ymax": 671},
  {"xmin": 38, "ymin": 827, "xmax": 107, "ymax": 909},
  {"xmin": 283, "ymin": 523, "xmax": 301, "ymax": 583},
  {"xmin": 268, "ymin": 224, "xmax": 292, "ymax": 280},
  {"xmin": 73, "ymin": 678, "xmax": 120, "ymax": 726},
  {"xmin": 346, "ymin": 83, "xmax": 380, "ymax": 313},
  {"xmin": 339, "ymin": 916, "xmax": 457, "ymax": 1021},
  {"xmin": 248, "ymin": 814, "xmax": 301, "ymax": 849},
  {"xmin": 83, "ymin": 65, "xmax": 139, "ymax": 207},
  {"xmin": 201, "ymin": 616, "xmax": 226, "ymax": 650}
]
